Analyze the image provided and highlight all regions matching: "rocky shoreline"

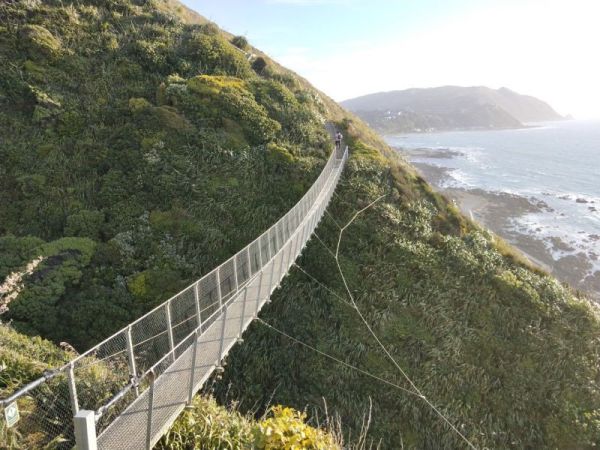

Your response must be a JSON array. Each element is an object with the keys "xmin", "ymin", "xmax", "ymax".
[{"xmin": 407, "ymin": 154, "xmax": 600, "ymax": 302}]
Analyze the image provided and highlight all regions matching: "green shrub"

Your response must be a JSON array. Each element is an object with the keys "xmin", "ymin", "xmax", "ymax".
[
  {"xmin": 158, "ymin": 396, "xmax": 254, "ymax": 449},
  {"xmin": 231, "ymin": 35, "xmax": 249, "ymax": 50},
  {"xmin": 0, "ymin": 325, "xmax": 70, "ymax": 392},
  {"xmin": 251, "ymin": 56, "xmax": 267, "ymax": 74},
  {"xmin": 183, "ymin": 75, "xmax": 280, "ymax": 143},
  {"xmin": 158, "ymin": 398, "xmax": 341, "ymax": 450},
  {"xmin": 151, "ymin": 105, "xmax": 194, "ymax": 131},
  {"xmin": 5, "ymin": 238, "xmax": 97, "ymax": 341},
  {"xmin": 65, "ymin": 210, "xmax": 105, "ymax": 239},
  {"xmin": 253, "ymin": 406, "xmax": 340, "ymax": 450},
  {"xmin": 19, "ymin": 25, "xmax": 62, "ymax": 59},
  {"xmin": 129, "ymin": 97, "xmax": 152, "ymax": 113},
  {"xmin": 250, "ymin": 78, "xmax": 325, "ymax": 145},
  {"xmin": 200, "ymin": 22, "xmax": 220, "ymax": 36},
  {"xmin": 186, "ymin": 33, "xmax": 251, "ymax": 77},
  {"xmin": 22, "ymin": 60, "xmax": 46, "ymax": 81},
  {"xmin": 131, "ymin": 39, "xmax": 168, "ymax": 69},
  {"xmin": 266, "ymin": 142, "xmax": 294, "ymax": 170},
  {"xmin": 0, "ymin": 236, "xmax": 45, "ymax": 280}
]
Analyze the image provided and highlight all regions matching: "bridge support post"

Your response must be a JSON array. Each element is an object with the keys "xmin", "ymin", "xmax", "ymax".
[
  {"xmin": 282, "ymin": 241, "xmax": 291, "ymax": 274},
  {"xmin": 194, "ymin": 281, "xmax": 202, "ymax": 330},
  {"xmin": 254, "ymin": 271, "xmax": 264, "ymax": 317},
  {"xmin": 67, "ymin": 363, "xmax": 79, "ymax": 416},
  {"xmin": 283, "ymin": 214, "xmax": 292, "ymax": 241},
  {"xmin": 216, "ymin": 306, "xmax": 228, "ymax": 370},
  {"xmin": 233, "ymin": 257, "xmax": 239, "ymax": 292},
  {"xmin": 146, "ymin": 370, "xmax": 156, "ymax": 450},
  {"xmin": 125, "ymin": 326, "xmax": 139, "ymax": 397},
  {"xmin": 275, "ymin": 225, "xmax": 281, "ymax": 253},
  {"xmin": 300, "ymin": 222, "xmax": 307, "ymax": 251},
  {"xmin": 295, "ymin": 207, "xmax": 301, "ymax": 232},
  {"xmin": 165, "ymin": 301, "xmax": 175, "ymax": 361},
  {"xmin": 292, "ymin": 233, "xmax": 300, "ymax": 264},
  {"xmin": 267, "ymin": 254, "xmax": 277, "ymax": 298},
  {"xmin": 246, "ymin": 246, "xmax": 252, "ymax": 278},
  {"xmin": 74, "ymin": 409, "xmax": 97, "ymax": 450},
  {"xmin": 238, "ymin": 286, "xmax": 248, "ymax": 339},
  {"xmin": 216, "ymin": 269, "xmax": 223, "ymax": 308},
  {"xmin": 276, "ymin": 246, "xmax": 286, "ymax": 289},
  {"xmin": 188, "ymin": 330, "xmax": 199, "ymax": 404},
  {"xmin": 271, "ymin": 227, "xmax": 278, "ymax": 255}
]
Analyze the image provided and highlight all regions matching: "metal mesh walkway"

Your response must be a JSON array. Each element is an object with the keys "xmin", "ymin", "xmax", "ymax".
[{"xmin": 0, "ymin": 147, "xmax": 347, "ymax": 450}]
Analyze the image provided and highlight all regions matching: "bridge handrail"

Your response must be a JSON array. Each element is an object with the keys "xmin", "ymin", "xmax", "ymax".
[
  {"xmin": 0, "ymin": 146, "xmax": 348, "ymax": 450},
  {"xmin": 74, "ymin": 147, "xmax": 338, "ymax": 365}
]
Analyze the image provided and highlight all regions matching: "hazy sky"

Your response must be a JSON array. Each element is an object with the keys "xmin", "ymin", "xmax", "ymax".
[{"xmin": 183, "ymin": 0, "xmax": 600, "ymax": 118}]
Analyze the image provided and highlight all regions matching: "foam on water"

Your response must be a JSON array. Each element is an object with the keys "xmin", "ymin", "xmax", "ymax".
[
  {"xmin": 509, "ymin": 211, "xmax": 600, "ymax": 278},
  {"xmin": 387, "ymin": 120, "xmax": 600, "ymax": 284}
]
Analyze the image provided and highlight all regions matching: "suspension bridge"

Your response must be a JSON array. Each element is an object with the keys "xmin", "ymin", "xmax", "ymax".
[{"xmin": 0, "ymin": 145, "xmax": 348, "ymax": 450}]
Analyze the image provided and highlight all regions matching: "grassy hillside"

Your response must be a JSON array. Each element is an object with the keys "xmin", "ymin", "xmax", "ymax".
[
  {"xmin": 1, "ymin": 0, "xmax": 600, "ymax": 449},
  {"xmin": 214, "ymin": 128, "xmax": 600, "ymax": 448},
  {"xmin": 0, "ymin": 0, "xmax": 331, "ymax": 350},
  {"xmin": 158, "ymin": 397, "xmax": 344, "ymax": 450}
]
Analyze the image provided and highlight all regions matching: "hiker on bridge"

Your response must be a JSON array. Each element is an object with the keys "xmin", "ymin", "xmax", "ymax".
[{"xmin": 335, "ymin": 131, "xmax": 343, "ymax": 151}]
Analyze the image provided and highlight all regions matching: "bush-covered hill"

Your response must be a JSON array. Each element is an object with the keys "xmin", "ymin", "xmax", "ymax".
[
  {"xmin": 215, "ymin": 129, "xmax": 600, "ymax": 448},
  {"xmin": 1, "ymin": 0, "xmax": 600, "ymax": 449},
  {"xmin": 0, "ymin": 0, "xmax": 332, "ymax": 350}
]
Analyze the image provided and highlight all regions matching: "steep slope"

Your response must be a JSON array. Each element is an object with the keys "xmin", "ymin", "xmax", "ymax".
[
  {"xmin": 0, "ymin": 0, "xmax": 332, "ymax": 350},
  {"xmin": 342, "ymin": 86, "xmax": 563, "ymax": 133},
  {"xmin": 1, "ymin": 1, "xmax": 599, "ymax": 449},
  {"xmin": 215, "ymin": 130, "xmax": 600, "ymax": 449}
]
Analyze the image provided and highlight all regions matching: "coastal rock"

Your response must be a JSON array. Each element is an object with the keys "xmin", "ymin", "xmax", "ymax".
[{"xmin": 550, "ymin": 236, "xmax": 575, "ymax": 252}]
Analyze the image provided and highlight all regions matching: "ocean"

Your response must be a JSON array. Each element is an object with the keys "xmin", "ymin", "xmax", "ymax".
[{"xmin": 386, "ymin": 119, "xmax": 600, "ymax": 298}]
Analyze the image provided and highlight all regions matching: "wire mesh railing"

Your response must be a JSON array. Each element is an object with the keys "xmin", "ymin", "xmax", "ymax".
[{"xmin": 0, "ymin": 146, "xmax": 347, "ymax": 450}]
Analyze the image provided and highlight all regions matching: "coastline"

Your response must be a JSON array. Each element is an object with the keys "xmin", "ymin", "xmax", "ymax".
[
  {"xmin": 408, "ymin": 156, "xmax": 600, "ymax": 301},
  {"xmin": 380, "ymin": 121, "xmax": 560, "ymax": 136}
]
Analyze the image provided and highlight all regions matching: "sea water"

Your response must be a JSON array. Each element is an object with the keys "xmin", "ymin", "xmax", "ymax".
[{"xmin": 386, "ymin": 120, "xmax": 600, "ymax": 277}]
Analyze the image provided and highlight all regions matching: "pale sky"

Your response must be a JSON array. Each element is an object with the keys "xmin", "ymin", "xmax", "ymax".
[{"xmin": 184, "ymin": 0, "xmax": 600, "ymax": 118}]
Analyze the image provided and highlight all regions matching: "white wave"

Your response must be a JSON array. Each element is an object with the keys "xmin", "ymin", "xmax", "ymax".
[{"xmin": 509, "ymin": 212, "xmax": 600, "ymax": 274}]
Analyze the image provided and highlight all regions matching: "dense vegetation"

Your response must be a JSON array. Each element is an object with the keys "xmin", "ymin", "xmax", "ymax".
[
  {"xmin": 159, "ymin": 399, "xmax": 342, "ymax": 450},
  {"xmin": 0, "ymin": 0, "xmax": 330, "ymax": 350},
  {"xmin": 1, "ymin": 0, "xmax": 600, "ymax": 449},
  {"xmin": 215, "ymin": 130, "xmax": 600, "ymax": 448}
]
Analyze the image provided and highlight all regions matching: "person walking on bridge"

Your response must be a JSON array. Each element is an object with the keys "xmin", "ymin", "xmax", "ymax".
[{"xmin": 335, "ymin": 131, "xmax": 343, "ymax": 151}]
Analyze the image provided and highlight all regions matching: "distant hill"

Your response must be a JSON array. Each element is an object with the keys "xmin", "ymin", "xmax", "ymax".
[{"xmin": 341, "ymin": 86, "xmax": 564, "ymax": 133}]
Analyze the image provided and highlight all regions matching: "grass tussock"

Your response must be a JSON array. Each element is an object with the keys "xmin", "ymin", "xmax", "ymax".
[{"xmin": 158, "ymin": 397, "xmax": 343, "ymax": 450}]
